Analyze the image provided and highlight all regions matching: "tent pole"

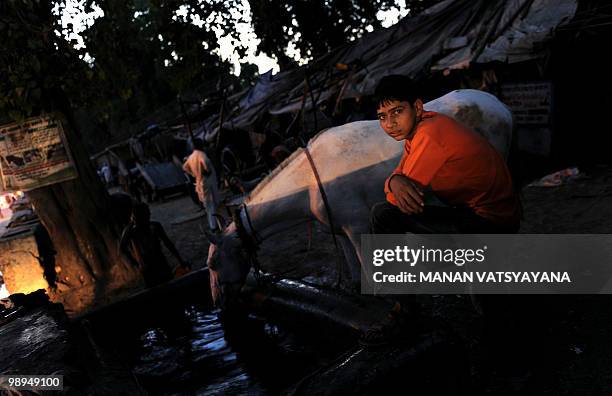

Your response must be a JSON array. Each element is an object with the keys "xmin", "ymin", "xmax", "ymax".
[{"xmin": 178, "ymin": 95, "xmax": 195, "ymax": 143}]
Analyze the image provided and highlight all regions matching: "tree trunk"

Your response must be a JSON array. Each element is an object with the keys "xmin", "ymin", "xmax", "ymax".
[
  {"xmin": 0, "ymin": 1, "xmax": 145, "ymax": 316},
  {"xmin": 27, "ymin": 113, "xmax": 142, "ymax": 316}
]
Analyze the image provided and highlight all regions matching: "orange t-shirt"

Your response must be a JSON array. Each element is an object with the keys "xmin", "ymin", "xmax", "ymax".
[{"xmin": 384, "ymin": 111, "xmax": 519, "ymax": 226}]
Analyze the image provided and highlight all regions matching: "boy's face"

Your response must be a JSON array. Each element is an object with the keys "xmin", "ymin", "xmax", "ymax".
[{"xmin": 376, "ymin": 99, "xmax": 423, "ymax": 141}]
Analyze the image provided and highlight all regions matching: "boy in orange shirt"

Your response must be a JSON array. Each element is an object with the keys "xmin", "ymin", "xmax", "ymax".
[
  {"xmin": 362, "ymin": 75, "xmax": 520, "ymax": 346},
  {"xmin": 370, "ymin": 75, "xmax": 520, "ymax": 234}
]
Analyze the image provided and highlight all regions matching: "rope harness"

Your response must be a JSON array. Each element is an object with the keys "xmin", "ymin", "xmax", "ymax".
[
  {"xmin": 304, "ymin": 146, "xmax": 344, "ymax": 286},
  {"xmin": 303, "ymin": 146, "xmax": 340, "ymax": 250},
  {"xmin": 237, "ymin": 203, "xmax": 263, "ymax": 281}
]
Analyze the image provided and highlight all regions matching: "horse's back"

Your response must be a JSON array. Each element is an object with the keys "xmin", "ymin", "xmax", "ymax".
[
  {"xmin": 425, "ymin": 89, "xmax": 513, "ymax": 158},
  {"xmin": 308, "ymin": 120, "xmax": 402, "ymax": 184}
]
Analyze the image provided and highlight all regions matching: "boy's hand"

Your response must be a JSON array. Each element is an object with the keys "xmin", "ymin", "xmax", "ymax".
[{"xmin": 389, "ymin": 175, "xmax": 424, "ymax": 214}]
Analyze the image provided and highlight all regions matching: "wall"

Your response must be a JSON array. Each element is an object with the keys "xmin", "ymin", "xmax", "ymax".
[{"xmin": 0, "ymin": 227, "xmax": 49, "ymax": 295}]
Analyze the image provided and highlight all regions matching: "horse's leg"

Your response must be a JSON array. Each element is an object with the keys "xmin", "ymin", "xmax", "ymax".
[
  {"xmin": 341, "ymin": 223, "xmax": 370, "ymax": 289},
  {"xmin": 337, "ymin": 234, "xmax": 361, "ymax": 291}
]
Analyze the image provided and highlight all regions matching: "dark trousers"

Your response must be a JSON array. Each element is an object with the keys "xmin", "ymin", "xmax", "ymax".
[{"xmin": 369, "ymin": 201, "xmax": 518, "ymax": 234}]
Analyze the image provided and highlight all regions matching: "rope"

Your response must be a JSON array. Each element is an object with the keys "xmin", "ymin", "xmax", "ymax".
[
  {"xmin": 235, "ymin": 204, "xmax": 263, "ymax": 282},
  {"xmin": 240, "ymin": 203, "xmax": 261, "ymax": 244},
  {"xmin": 303, "ymin": 146, "xmax": 344, "ymax": 287}
]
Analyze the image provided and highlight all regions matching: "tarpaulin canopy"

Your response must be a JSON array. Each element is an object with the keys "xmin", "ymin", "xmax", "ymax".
[{"xmin": 219, "ymin": 0, "xmax": 577, "ymax": 132}]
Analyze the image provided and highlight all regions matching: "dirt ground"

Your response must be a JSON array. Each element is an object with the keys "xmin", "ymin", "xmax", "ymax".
[{"xmin": 149, "ymin": 164, "xmax": 612, "ymax": 394}]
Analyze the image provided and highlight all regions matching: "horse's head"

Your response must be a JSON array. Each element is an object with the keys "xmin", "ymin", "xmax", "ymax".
[{"xmin": 206, "ymin": 222, "xmax": 252, "ymax": 309}]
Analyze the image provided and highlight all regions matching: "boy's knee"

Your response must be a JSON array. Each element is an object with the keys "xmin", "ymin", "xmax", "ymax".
[
  {"xmin": 370, "ymin": 201, "xmax": 400, "ymax": 233},
  {"xmin": 370, "ymin": 201, "xmax": 388, "ymax": 222}
]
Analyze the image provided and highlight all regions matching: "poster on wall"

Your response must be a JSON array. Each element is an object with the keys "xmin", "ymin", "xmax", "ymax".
[
  {"xmin": 0, "ymin": 114, "xmax": 78, "ymax": 191},
  {"xmin": 500, "ymin": 82, "xmax": 553, "ymax": 156},
  {"xmin": 501, "ymin": 82, "xmax": 552, "ymax": 125}
]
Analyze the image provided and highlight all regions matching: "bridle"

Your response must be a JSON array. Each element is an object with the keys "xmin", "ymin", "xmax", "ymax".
[
  {"xmin": 234, "ymin": 203, "xmax": 263, "ymax": 278},
  {"xmin": 238, "ymin": 203, "xmax": 261, "ymax": 246}
]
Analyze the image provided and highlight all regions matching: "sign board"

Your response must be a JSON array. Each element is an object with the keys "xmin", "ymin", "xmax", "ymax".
[
  {"xmin": 500, "ymin": 82, "xmax": 552, "ymax": 125},
  {"xmin": 0, "ymin": 114, "xmax": 78, "ymax": 191},
  {"xmin": 501, "ymin": 82, "xmax": 553, "ymax": 156}
]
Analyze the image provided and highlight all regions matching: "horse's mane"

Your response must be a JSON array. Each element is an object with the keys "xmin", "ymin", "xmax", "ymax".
[{"xmin": 244, "ymin": 127, "xmax": 333, "ymax": 204}]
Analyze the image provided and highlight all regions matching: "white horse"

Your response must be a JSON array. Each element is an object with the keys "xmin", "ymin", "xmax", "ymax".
[{"xmin": 207, "ymin": 89, "xmax": 513, "ymax": 307}]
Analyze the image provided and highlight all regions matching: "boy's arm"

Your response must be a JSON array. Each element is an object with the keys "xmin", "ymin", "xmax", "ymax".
[
  {"xmin": 384, "ymin": 134, "xmax": 447, "ymax": 212},
  {"xmin": 384, "ymin": 143, "xmax": 409, "ymax": 206},
  {"xmin": 119, "ymin": 223, "xmax": 133, "ymax": 252},
  {"xmin": 118, "ymin": 224, "xmax": 139, "ymax": 267}
]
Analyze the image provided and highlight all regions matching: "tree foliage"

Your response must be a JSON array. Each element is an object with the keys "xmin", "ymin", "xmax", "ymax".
[
  {"xmin": 0, "ymin": 0, "xmax": 144, "ymax": 313},
  {"xmin": 249, "ymin": 0, "xmax": 443, "ymax": 70},
  {"xmin": 0, "ymin": 0, "xmax": 254, "ymax": 147},
  {"xmin": 63, "ymin": 0, "xmax": 249, "ymax": 146},
  {"xmin": 0, "ymin": 0, "xmax": 85, "ymax": 122},
  {"xmin": 0, "ymin": 0, "xmax": 444, "ymax": 147},
  {"xmin": 80, "ymin": 0, "xmax": 243, "ymax": 102}
]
